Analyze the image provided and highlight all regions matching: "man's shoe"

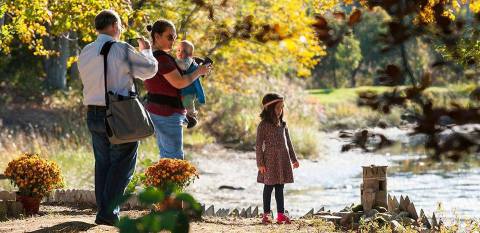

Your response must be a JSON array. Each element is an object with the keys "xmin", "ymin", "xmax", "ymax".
[{"xmin": 95, "ymin": 218, "xmax": 115, "ymax": 226}]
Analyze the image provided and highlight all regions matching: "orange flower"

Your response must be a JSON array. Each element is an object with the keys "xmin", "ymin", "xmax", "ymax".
[
  {"xmin": 3, "ymin": 153, "xmax": 64, "ymax": 198},
  {"xmin": 144, "ymin": 158, "xmax": 198, "ymax": 190}
]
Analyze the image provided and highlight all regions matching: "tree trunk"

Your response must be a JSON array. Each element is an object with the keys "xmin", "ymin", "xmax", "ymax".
[
  {"xmin": 43, "ymin": 36, "xmax": 70, "ymax": 90},
  {"xmin": 350, "ymin": 59, "xmax": 363, "ymax": 87},
  {"xmin": 68, "ymin": 32, "xmax": 80, "ymax": 81},
  {"xmin": 400, "ymin": 43, "xmax": 416, "ymax": 85},
  {"xmin": 332, "ymin": 56, "xmax": 338, "ymax": 88}
]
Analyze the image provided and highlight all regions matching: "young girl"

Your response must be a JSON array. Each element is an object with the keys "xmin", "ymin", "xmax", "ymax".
[{"xmin": 256, "ymin": 93, "xmax": 300, "ymax": 224}]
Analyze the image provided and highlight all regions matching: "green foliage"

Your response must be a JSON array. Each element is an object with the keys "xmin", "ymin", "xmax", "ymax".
[
  {"xmin": 201, "ymin": 77, "xmax": 322, "ymax": 154},
  {"xmin": 117, "ymin": 184, "xmax": 201, "ymax": 233}
]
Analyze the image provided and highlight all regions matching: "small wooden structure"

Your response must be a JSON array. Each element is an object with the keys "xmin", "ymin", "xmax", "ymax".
[{"xmin": 360, "ymin": 165, "xmax": 388, "ymax": 211}]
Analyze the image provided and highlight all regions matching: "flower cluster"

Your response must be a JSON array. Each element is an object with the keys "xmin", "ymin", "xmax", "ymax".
[
  {"xmin": 4, "ymin": 153, "xmax": 64, "ymax": 197},
  {"xmin": 144, "ymin": 159, "xmax": 198, "ymax": 190}
]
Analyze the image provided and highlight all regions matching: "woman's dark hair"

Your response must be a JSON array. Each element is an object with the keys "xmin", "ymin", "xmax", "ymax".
[
  {"xmin": 146, "ymin": 19, "xmax": 175, "ymax": 42},
  {"xmin": 95, "ymin": 10, "xmax": 120, "ymax": 30},
  {"xmin": 260, "ymin": 93, "xmax": 285, "ymax": 126}
]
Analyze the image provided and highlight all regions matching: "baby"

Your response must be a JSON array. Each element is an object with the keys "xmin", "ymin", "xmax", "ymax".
[{"xmin": 175, "ymin": 40, "xmax": 206, "ymax": 128}]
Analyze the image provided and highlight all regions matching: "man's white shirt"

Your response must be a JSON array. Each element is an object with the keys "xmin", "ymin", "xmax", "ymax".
[{"xmin": 78, "ymin": 34, "xmax": 158, "ymax": 106}]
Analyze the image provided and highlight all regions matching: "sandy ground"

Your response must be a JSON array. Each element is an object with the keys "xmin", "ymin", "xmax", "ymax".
[{"xmin": 0, "ymin": 205, "xmax": 331, "ymax": 233}]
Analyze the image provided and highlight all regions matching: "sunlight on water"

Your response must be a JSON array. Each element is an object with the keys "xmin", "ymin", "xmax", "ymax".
[{"xmin": 188, "ymin": 129, "xmax": 480, "ymax": 220}]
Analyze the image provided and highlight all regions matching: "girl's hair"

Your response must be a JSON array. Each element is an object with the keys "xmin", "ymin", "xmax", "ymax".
[
  {"xmin": 260, "ymin": 93, "xmax": 285, "ymax": 126},
  {"xmin": 146, "ymin": 19, "xmax": 175, "ymax": 43}
]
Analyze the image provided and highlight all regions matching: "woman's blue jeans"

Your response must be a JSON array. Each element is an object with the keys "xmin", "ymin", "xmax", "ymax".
[{"xmin": 149, "ymin": 112, "xmax": 186, "ymax": 159}]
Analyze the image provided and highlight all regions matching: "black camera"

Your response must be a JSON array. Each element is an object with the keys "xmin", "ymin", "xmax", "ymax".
[
  {"xmin": 202, "ymin": 57, "xmax": 213, "ymax": 65},
  {"xmin": 127, "ymin": 38, "xmax": 140, "ymax": 47}
]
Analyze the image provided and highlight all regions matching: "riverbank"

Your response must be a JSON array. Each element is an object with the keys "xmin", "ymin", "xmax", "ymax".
[{"xmin": 0, "ymin": 205, "xmax": 336, "ymax": 233}]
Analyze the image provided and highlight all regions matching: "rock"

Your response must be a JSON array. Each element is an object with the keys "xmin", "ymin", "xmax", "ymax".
[
  {"xmin": 419, "ymin": 209, "xmax": 431, "ymax": 229},
  {"xmin": 390, "ymin": 220, "xmax": 406, "ymax": 233},
  {"xmin": 200, "ymin": 204, "xmax": 205, "ymax": 215},
  {"xmin": 240, "ymin": 208, "xmax": 247, "ymax": 218},
  {"xmin": 365, "ymin": 209, "xmax": 379, "ymax": 218},
  {"xmin": 215, "ymin": 208, "xmax": 229, "ymax": 218},
  {"xmin": 245, "ymin": 206, "xmax": 252, "ymax": 218},
  {"xmin": 334, "ymin": 211, "xmax": 352, "ymax": 218},
  {"xmin": 398, "ymin": 217, "xmax": 416, "ymax": 226},
  {"xmin": 387, "ymin": 195, "xmax": 394, "ymax": 211},
  {"xmin": 317, "ymin": 215, "xmax": 342, "ymax": 225},
  {"xmin": 438, "ymin": 115, "xmax": 455, "ymax": 126},
  {"xmin": 377, "ymin": 213, "xmax": 393, "ymax": 221},
  {"xmin": 302, "ymin": 208, "xmax": 314, "ymax": 219},
  {"xmin": 205, "ymin": 205, "xmax": 214, "ymax": 217},
  {"xmin": 218, "ymin": 185, "xmax": 245, "ymax": 190},
  {"xmin": 377, "ymin": 120, "xmax": 388, "ymax": 129},
  {"xmin": 392, "ymin": 196, "xmax": 400, "ymax": 213},
  {"xmin": 394, "ymin": 211, "xmax": 410, "ymax": 220},
  {"xmin": 352, "ymin": 204, "xmax": 363, "ymax": 212},
  {"xmin": 229, "ymin": 208, "xmax": 239, "ymax": 217},
  {"xmin": 407, "ymin": 202, "xmax": 418, "ymax": 220},
  {"xmin": 431, "ymin": 213, "xmax": 438, "ymax": 229},
  {"xmin": 7, "ymin": 201, "xmax": 23, "ymax": 218},
  {"xmin": 252, "ymin": 206, "xmax": 259, "ymax": 217},
  {"xmin": 401, "ymin": 113, "xmax": 417, "ymax": 124},
  {"xmin": 375, "ymin": 206, "xmax": 388, "ymax": 213},
  {"xmin": 340, "ymin": 212, "xmax": 363, "ymax": 228},
  {"xmin": 0, "ymin": 191, "xmax": 15, "ymax": 201},
  {"xmin": 399, "ymin": 195, "xmax": 411, "ymax": 212},
  {"xmin": 340, "ymin": 212, "xmax": 354, "ymax": 228},
  {"xmin": 0, "ymin": 201, "xmax": 7, "ymax": 221},
  {"xmin": 215, "ymin": 208, "xmax": 224, "ymax": 217}
]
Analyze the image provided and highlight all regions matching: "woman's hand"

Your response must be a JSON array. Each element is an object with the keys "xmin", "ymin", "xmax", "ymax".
[
  {"xmin": 258, "ymin": 166, "xmax": 266, "ymax": 174},
  {"xmin": 138, "ymin": 38, "xmax": 151, "ymax": 50},
  {"xmin": 197, "ymin": 64, "xmax": 212, "ymax": 76},
  {"xmin": 292, "ymin": 161, "xmax": 299, "ymax": 169}
]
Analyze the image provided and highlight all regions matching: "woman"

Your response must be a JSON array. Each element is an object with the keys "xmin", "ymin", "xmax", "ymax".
[{"xmin": 145, "ymin": 19, "xmax": 211, "ymax": 159}]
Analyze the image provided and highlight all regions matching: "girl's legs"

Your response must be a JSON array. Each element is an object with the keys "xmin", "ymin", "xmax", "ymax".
[
  {"xmin": 263, "ymin": 184, "xmax": 274, "ymax": 213},
  {"xmin": 274, "ymin": 184, "xmax": 285, "ymax": 213},
  {"xmin": 274, "ymin": 184, "xmax": 291, "ymax": 224},
  {"xmin": 262, "ymin": 184, "xmax": 274, "ymax": 224}
]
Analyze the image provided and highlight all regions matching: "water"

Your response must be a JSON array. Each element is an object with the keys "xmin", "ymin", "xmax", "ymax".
[{"xmin": 187, "ymin": 128, "xmax": 480, "ymax": 220}]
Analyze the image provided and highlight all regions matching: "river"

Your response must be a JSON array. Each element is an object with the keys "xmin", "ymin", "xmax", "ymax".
[{"xmin": 188, "ymin": 127, "xmax": 480, "ymax": 221}]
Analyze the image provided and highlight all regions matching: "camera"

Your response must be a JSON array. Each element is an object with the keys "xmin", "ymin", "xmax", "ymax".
[
  {"xmin": 127, "ymin": 38, "xmax": 140, "ymax": 47},
  {"xmin": 202, "ymin": 57, "xmax": 213, "ymax": 65}
]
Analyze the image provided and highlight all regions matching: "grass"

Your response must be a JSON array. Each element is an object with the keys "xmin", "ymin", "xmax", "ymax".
[
  {"xmin": 308, "ymin": 85, "xmax": 475, "ymax": 106},
  {"xmin": 308, "ymin": 85, "xmax": 476, "ymax": 130}
]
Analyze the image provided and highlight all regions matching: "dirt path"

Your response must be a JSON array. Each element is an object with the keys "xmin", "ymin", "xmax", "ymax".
[{"xmin": 0, "ymin": 205, "xmax": 332, "ymax": 233}]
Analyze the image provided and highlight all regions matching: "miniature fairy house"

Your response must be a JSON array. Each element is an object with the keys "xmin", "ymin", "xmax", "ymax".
[{"xmin": 360, "ymin": 165, "xmax": 388, "ymax": 211}]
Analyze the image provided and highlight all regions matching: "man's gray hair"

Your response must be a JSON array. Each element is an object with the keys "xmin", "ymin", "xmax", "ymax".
[{"xmin": 95, "ymin": 10, "xmax": 120, "ymax": 30}]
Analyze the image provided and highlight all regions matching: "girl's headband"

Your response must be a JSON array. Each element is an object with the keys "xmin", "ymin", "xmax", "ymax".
[{"xmin": 263, "ymin": 98, "xmax": 283, "ymax": 109}]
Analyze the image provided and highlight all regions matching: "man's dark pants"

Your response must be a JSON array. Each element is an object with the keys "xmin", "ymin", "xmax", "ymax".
[{"xmin": 86, "ymin": 107, "xmax": 138, "ymax": 224}]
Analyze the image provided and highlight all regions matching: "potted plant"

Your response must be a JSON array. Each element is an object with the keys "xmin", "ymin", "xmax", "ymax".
[
  {"xmin": 3, "ymin": 153, "xmax": 64, "ymax": 215},
  {"xmin": 144, "ymin": 159, "xmax": 198, "ymax": 211}
]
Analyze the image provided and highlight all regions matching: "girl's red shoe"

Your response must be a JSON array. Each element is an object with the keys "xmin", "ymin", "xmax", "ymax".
[
  {"xmin": 276, "ymin": 212, "xmax": 291, "ymax": 224},
  {"xmin": 262, "ymin": 212, "xmax": 272, "ymax": 224}
]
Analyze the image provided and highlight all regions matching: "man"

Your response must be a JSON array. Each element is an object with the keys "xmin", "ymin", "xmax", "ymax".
[{"xmin": 78, "ymin": 10, "xmax": 158, "ymax": 226}]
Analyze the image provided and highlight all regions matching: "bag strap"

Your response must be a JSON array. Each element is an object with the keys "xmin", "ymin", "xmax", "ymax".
[{"xmin": 100, "ymin": 41, "xmax": 116, "ymax": 108}]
